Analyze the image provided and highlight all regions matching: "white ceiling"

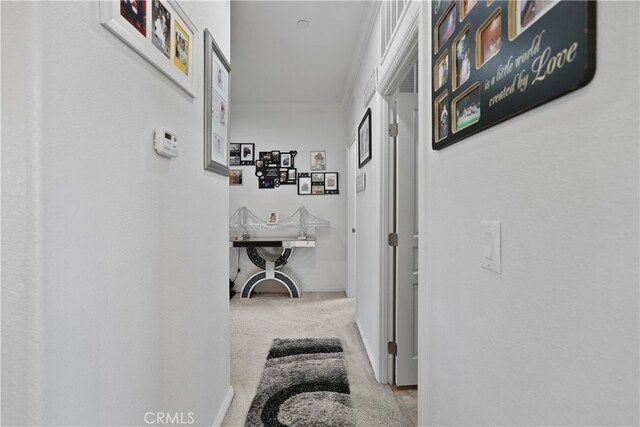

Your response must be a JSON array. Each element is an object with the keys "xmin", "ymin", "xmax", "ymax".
[{"xmin": 230, "ymin": 1, "xmax": 369, "ymax": 105}]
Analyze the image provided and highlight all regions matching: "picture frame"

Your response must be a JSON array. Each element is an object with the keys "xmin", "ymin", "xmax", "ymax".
[
  {"xmin": 431, "ymin": 0, "xmax": 596, "ymax": 150},
  {"xmin": 229, "ymin": 143, "xmax": 241, "ymax": 166},
  {"xmin": 310, "ymin": 151, "xmax": 326, "ymax": 171},
  {"xmin": 358, "ymin": 108, "xmax": 372, "ymax": 168},
  {"xmin": 229, "ymin": 169, "xmax": 243, "ymax": 185},
  {"xmin": 297, "ymin": 175, "xmax": 312, "ymax": 195},
  {"xmin": 100, "ymin": 0, "xmax": 197, "ymax": 97},
  {"xmin": 267, "ymin": 211, "xmax": 280, "ymax": 225},
  {"xmin": 204, "ymin": 29, "xmax": 231, "ymax": 175},
  {"xmin": 240, "ymin": 143, "xmax": 255, "ymax": 165}
]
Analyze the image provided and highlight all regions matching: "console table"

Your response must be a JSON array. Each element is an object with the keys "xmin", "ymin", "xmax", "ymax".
[{"xmin": 231, "ymin": 238, "xmax": 315, "ymax": 298}]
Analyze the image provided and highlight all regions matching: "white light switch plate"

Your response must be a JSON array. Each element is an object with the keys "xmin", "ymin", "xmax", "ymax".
[{"xmin": 481, "ymin": 221, "xmax": 501, "ymax": 273}]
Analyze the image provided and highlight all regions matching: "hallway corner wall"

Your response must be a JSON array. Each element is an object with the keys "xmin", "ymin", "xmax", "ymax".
[
  {"xmin": 229, "ymin": 104, "xmax": 348, "ymax": 293},
  {"xmin": 419, "ymin": 1, "xmax": 639, "ymax": 425},
  {"xmin": 1, "ymin": 1, "xmax": 232, "ymax": 425}
]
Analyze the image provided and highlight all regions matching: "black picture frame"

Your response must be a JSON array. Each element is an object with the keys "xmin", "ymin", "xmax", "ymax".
[
  {"xmin": 431, "ymin": 0, "xmax": 596, "ymax": 150},
  {"xmin": 358, "ymin": 108, "xmax": 372, "ymax": 168},
  {"xmin": 297, "ymin": 172, "xmax": 339, "ymax": 195},
  {"xmin": 240, "ymin": 143, "xmax": 255, "ymax": 165}
]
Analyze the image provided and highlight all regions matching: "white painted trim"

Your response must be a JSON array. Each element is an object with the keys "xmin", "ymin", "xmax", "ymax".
[
  {"xmin": 417, "ymin": 2, "xmax": 431, "ymax": 427},
  {"xmin": 212, "ymin": 386, "xmax": 234, "ymax": 427},
  {"xmin": 356, "ymin": 319, "xmax": 381, "ymax": 383},
  {"xmin": 377, "ymin": 1, "xmax": 420, "ymax": 96},
  {"xmin": 377, "ymin": 93, "xmax": 390, "ymax": 385},
  {"xmin": 341, "ymin": 1, "xmax": 383, "ymax": 108}
]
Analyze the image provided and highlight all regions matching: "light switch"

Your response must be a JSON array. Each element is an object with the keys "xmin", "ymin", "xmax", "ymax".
[{"xmin": 481, "ymin": 221, "xmax": 501, "ymax": 273}]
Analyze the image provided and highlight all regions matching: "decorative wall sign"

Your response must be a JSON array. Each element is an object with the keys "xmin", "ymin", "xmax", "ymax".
[
  {"xmin": 431, "ymin": 0, "xmax": 596, "ymax": 150},
  {"xmin": 297, "ymin": 172, "xmax": 339, "ymax": 195},
  {"xmin": 204, "ymin": 29, "xmax": 231, "ymax": 174},
  {"xmin": 255, "ymin": 150, "xmax": 297, "ymax": 188},
  {"xmin": 358, "ymin": 109, "xmax": 372, "ymax": 168},
  {"xmin": 100, "ymin": 0, "xmax": 197, "ymax": 97}
]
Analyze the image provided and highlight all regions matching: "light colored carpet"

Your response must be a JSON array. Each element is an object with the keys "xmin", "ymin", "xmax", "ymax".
[{"xmin": 223, "ymin": 292, "xmax": 410, "ymax": 427}]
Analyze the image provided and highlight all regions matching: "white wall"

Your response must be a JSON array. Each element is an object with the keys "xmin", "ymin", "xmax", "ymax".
[
  {"xmin": 229, "ymin": 104, "xmax": 347, "ymax": 293},
  {"xmin": 345, "ymin": 6, "xmax": 386, "ymax": 380},
  {"xmin": 420, "ymin": 1, "xmax": 639, "ymax": 425},
  {"xmin": 1, "ymin": 1, "xmax": 232, "ymax": 425}
]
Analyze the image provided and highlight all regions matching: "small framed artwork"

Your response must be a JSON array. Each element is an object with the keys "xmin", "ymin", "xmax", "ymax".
[
  {"xmin": 287, "ymin": 168, "xmax": 297, "ymax": 182},
  {"xmin": 278, "ymin": 168, "xmax": 297, "ymax": 185},
  {"xmin": 460, "ymin": 0, "xmax": 479, "ymax": 20},
  {"xmin": 453, "ymin": 26, "xmax": 471, "ymax": 90},
  {"xmin": 229, "ymin": 169, "xmax": 243, "ymax": 185},
  {"xmin": 240, "ymin": 143, "xmax": 255, "ymax": 165},
  {"xmin": 281, "ymin": 153, "xmax": 292, "ymax": 167},
  {"xmin": 229, "ymin": 143, "xmax": 241, "ymax": 166},
  {"xmin": 312, "ymin": 185, "xmax": 325, "ymax": 195},
  {"xmin": 310, "ymin": 151, "xmax": 326, "ymax": 171},
  {"xmin": 267, "ymin": 211, "xmax": 279, "ymax": 225},
  {"xmin": 324, "ymin": 172, "xmax": 339, "ymax": 194},
  {"xmin": 204, "ymin": 29, "xmax": 230, "ymax": 175},
  {"xmin": 434, "ymin": 1, "xmax": 456, "ymax": 52},
  {"xmin": 453, "ymin": 82, "xmax": 481, "ymax": 133},
  {"xmin": 298, "ymin": 174, "xmax": 312, "ymax": 195},
  {"xmin": 100, "ymin": 0, "xmax": 197, "ymax": 97},
  {"xmin": 311, "ymin": 173, "xmax": 325, "ymax": 183},
  {"xmin": 476, "ymin": 9, "xmax": 502, "ymax": 67},
  {"xmin": 434, "ymin": 51, "xmax": 449, "ymax": 91},
  {"xmin": 270, "ymin": 151, "xmax": 281, "ymax": 167},
  {"xmin": 358, "ymin": 108, "xmax": 372, "ymax": 168},
  {"xmin": 434, "ymin": 92, "xmax": 449, "ymax": 142}
]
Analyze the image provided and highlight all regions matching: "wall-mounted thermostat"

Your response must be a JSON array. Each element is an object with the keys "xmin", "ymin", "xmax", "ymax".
[{"xmin": 154, "ymin": 128, "xmax": 178, "ymax": 158}]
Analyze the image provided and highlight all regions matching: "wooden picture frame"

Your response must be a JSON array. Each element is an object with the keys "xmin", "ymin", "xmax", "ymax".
[
  {"xmin": 100, "ymin": 0, "xmax": 197, "ymax": 97},
  {"xmin": 358, "ymin": 108, "xmax": 372, "ymax": 168},
  {"xmin": 204, "ymin": 29, "xmax": 231, "ymax": 174}
]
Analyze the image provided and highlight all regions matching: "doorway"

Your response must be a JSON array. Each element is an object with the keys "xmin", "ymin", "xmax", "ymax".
[{"xmin": 387, "ymin": 64, "xmax": 420, "ymax": 387}]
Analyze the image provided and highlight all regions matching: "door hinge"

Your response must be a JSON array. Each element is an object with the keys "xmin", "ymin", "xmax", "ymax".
[
  {"xmin": 387, "ymin": 341, "xmax": 397, "ymax": 356},
  {"xmin": 388, "ymin": 123, "xmax": 398, "ymax": 138},
  {"xmin": 388, "ymin": 232, "xmax": 398, "ymax": 247}
]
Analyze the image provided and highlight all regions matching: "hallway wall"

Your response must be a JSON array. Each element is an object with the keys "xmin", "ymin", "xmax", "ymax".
[
  {"xmin": 2, "ymin": 1, "xmax": 232, "ymax": 425},
  {"xmin": 344, "ymin": 5, "xmax": 385, "ymax": 381},
  {"xmin": 419, "ymin": 2, "xmax": 639, "ymax": 425},
  {"xmin": 229, "ymin": 104, "xmax": 348, "ymax": 292}
]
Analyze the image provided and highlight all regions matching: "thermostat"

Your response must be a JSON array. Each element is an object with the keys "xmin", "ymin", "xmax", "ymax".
[{"xmin": 154, "ymin": 128, "xmax": 178, "ymax": 158}]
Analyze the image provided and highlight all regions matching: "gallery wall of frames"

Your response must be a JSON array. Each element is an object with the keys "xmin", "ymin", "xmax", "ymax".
[
  {"xmin": 100, "ymin": 0, "xmax": 197, "ymax": 96},
  {"xmin": 228, "ymin": 146, "xmax": 339, "ymax": 195},
  {"xmin": 431, "ymin": 0, "xmax": 596, "ymax": 150}
]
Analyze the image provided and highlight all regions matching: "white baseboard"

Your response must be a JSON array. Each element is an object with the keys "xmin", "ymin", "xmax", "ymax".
[
  {"xmin": 355, "ymin": 319, "xmax": 380, "ymax": 382},
  {"xmin": 212, "ymin": 386, "xmax": 234, "ymax": 427}
]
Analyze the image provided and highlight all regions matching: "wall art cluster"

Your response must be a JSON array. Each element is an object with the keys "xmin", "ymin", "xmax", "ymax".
[
  {"xmin": 100, "ymin": 0, "xmax": 197, "ymax": 96},
  {"xmin": 431, "ymin": 0, "xmax": 596, "ymax": 150},
  {"xmin": 255, "ymin": 150, "xmax": 298, "ymax": 189}
]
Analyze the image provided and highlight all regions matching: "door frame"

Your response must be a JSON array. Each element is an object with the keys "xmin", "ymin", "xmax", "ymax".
[
  {"xmin": 375, "ymin": 4, "xmax": 421, "ymax": 387},
  {"xmin": 346, "ymin": 138, "xmax": 358, "ymax": 299}
]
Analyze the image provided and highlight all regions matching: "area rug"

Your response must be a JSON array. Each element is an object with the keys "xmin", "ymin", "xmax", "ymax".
[{"xmin": 245, "ymin": 338, "xmax": 355, "ymax": 427}]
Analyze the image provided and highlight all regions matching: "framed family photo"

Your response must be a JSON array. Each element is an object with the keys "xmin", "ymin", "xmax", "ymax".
[
  {"xmin": 358, "ymin": 108, "xmax": 372, "ymax": 168},
  {"xmin": 310, "ymin": 151, "xmax": 326, "ymax": 171},
  {"xmin": 100, "ymin": 0, "xmax": 197, "ymax": 97},
  {"xmin": 204, "ymin": 29, "xmax": 231, "ymax": 175}
]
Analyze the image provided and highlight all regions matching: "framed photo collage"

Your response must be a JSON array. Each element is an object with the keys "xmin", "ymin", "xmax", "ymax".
[{"xmin": 431, "ymin": 0, "xmax": 596, "ymax": 150}]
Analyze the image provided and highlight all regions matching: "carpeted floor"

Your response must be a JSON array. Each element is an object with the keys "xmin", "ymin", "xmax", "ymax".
[{"xmin": 223, "ymin": 292, "xmax": 410, "ymax": 427}]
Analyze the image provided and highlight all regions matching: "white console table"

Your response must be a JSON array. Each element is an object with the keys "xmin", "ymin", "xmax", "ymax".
[{"xmin": 230, "ymin": 238, "xmax": 315, "ymax": 298}]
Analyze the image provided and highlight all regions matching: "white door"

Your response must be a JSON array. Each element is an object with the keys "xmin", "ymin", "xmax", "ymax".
[
  {"xmin": 395, "ymin": 92, "xmax": 419, "ymax": 386},
  {"xmin": 346, "ymin": 140, "xmax": 358, "ymax": 298}
]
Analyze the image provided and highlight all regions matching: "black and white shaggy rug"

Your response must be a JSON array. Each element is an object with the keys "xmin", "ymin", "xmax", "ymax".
[{"xmin": 245, "ymin": 338, "xmax": 355, "ymax": 427}]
